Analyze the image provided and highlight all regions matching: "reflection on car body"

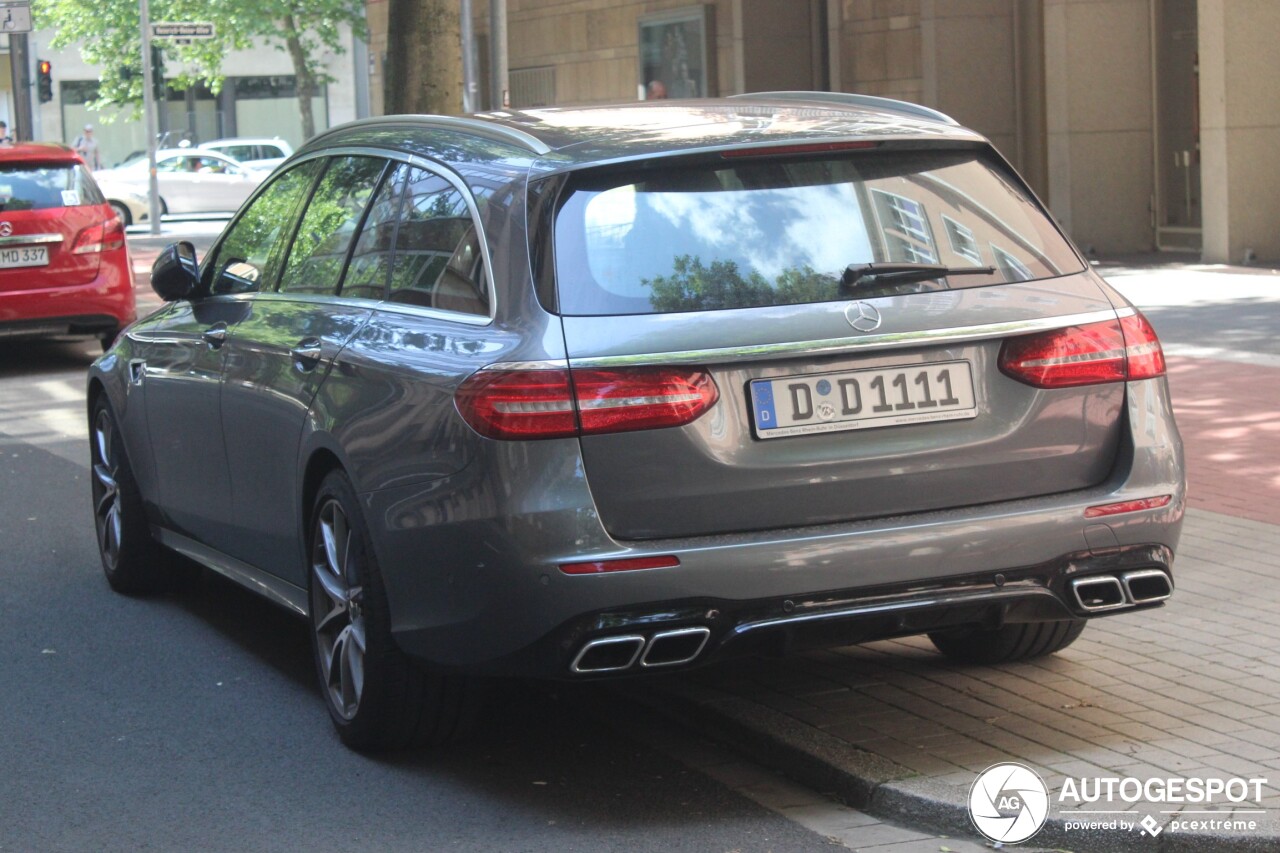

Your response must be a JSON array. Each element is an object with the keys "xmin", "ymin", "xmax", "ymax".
[{"xmin": 88, "ymin": 94, "xmax": 1185, "ymax": 752}]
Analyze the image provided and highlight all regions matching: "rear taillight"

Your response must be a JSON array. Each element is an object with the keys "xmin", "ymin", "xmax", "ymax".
[
  {"xmin": 72, "ymin": 216, "xmax": 125, "ymax": 255},
  {"xmin": 455, "ymin": 367, "xmax": 719, "ymax": 440},
  {"xmin": 998, "ymin": 312, "xmax": 1166, "ymax": 388}
]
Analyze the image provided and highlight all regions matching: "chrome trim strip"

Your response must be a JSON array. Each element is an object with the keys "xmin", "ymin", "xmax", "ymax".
[
  {"xmin": 729, "ymin": 91, "xmax": 960, "ymax": 125},
  {"xmin": 733, "ymin": 587, "xmax": 1062, "ymax": 636},
  {"xmin": 155, "ymin": 528, "xmax": 308, "ymax": 616},
  {"xmin": 482, "ymin": 359, "xmax": 569, "ymax": 371},
  {"xmin": 570, "ymin": 635, "xmax": 646, "ymax": 674},
  {"xmin": 311, "ymin": 114, "xmax": 552, "ymax": 155},
  {"xmin": 568, "ymin": 309, "xmax": 1125, "ymax": 368},
  {"xmin": 0, "ymin": 233, "xmax": 62, "ymax": 246}
]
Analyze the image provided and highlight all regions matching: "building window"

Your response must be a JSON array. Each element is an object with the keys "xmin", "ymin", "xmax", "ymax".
[
  {"xmin": 871, "ymin": 189, "xmax": 937, "ymax": 264},
  {"xmin": 943, "ymin": 215, "xmax": 983, "ymax": 265},
  {"xmin": 638, "ymin": 6, "xmax": 714, "ymax": 100}
]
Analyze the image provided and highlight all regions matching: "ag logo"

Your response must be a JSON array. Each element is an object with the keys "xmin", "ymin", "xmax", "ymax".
[{"xmin": 969, "ymin": 762, "xmax": 1049, "ymax": 844}]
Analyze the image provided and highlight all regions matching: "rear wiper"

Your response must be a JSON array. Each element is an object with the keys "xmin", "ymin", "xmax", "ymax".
[{"xmin": 841, "ymin": 262, "xmax": 996, "ymax": 289}]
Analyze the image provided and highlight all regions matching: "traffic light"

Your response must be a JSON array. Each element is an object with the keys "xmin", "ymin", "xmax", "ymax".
[
  {"xmin": 37, "ymin": 59, "xmax": 52, "ymax": 103},
  {"xmin": 151, "ymin": 45, "xmax": 165, "ymax": 101}
]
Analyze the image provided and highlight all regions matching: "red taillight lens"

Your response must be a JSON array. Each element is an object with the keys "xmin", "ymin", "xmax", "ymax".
[
  {"xmin": 72, "ymin": 216, "xmax": 125, "ymax": 255},
  {"xmin": 999, "ymin": 313, "xmax": 1166, "ymax": 388},
  {"xmin": 455, "ymin": 367, "xmax": 719, "ymax": 440},
  {"xmin": 572, "ymin": 368, "xmax": 718, "ymax": 435}
]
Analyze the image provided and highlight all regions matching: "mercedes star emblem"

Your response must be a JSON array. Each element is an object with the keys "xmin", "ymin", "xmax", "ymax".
[
  {"xmin": 0, "ymin": 222, "xmax": 11, "ymax": 237},
  {"xmin": 845, "ymin": 301, "xmax": 883, "ymax": 333}
]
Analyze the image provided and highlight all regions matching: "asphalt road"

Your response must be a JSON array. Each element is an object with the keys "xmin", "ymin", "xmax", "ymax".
[{"xmin": 0, "ymin": 338, "xmax": 846, "ymax": 851}]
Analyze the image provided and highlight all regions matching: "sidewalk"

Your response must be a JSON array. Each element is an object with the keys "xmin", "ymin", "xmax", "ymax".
[{"xmin": 637, "ymin": 258, "xmax": 1280, "ymax": 851}]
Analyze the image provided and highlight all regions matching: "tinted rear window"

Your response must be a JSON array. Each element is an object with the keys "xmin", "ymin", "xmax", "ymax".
[
  {"xmin": 551, "ymin": 149, "xmax": 1083, "ymax": 316},
  {"xmin": 0, "ymin": 162, "xmax": 104, "ymax": 211}
]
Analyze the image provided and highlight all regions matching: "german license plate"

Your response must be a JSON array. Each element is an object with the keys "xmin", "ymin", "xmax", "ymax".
[
  {"xmin": 0, "ymin": 246, "xmax": 49, "ymax": 268},
  {"xmin": 750, "ymin": 360, "xmax": 977, "ymax": 439}
]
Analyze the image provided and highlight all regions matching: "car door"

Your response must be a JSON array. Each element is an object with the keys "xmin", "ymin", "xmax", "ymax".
[
  {"xmin": 138, "ymin": 158, "xmax": 322, "ymax": 554},
  {"xmin": 217, "ymin": 155, "xmax": 393, "ymax": 583}
]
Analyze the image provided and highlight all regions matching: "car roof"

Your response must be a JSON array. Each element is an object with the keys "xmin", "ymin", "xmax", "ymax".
[
  {"xmin": 301, "ymin": 93, "xmax": 986, "ymax": 175},
  {"xmin": 0, "ymin": 142, "xmax": 83, "ymax": 164}
]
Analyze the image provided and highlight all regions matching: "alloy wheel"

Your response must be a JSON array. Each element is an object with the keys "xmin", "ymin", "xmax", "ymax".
[
  {"xmin": 310, "ymin": 498, "xmax": 367, "ymax": 721},
  {"xmin": 91, "ymin": 409, "xmax": 122, "ymax": 570}
]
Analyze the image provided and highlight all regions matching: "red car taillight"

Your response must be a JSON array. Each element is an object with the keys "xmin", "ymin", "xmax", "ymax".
[
  {"xmin": 72, "ymin": 215, "xmax": 126, "ymax": 255},
  {"xmin": 455, "ymin": 367, "xmax": 719, "ymax": 440},
  {"xmin": 998, "ymin": 312, "xmax": 1166, "ymax": 388}
]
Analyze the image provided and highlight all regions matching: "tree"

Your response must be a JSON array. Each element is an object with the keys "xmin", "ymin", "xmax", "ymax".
[
  {"xmin": 34, "ymin": 0, "xmax": 365, "ymax": 139},
  {"xmin": 384, "ymin": 0, "xmax": 462, "ymax": 115}
]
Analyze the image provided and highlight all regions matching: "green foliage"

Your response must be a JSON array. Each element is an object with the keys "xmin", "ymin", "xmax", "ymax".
[
  {"xmin": 646, "ymin": 255, "xmax": 839, "ymax": 313},
  {"xmin": 33, "ymin": 0, "xmax": 366, "ymax": 117}
]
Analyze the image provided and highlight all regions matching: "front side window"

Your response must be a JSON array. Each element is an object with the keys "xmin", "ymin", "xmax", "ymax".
[
  {"xmin": 279, "ymin": 156, "xmax": 388, "ymax": 296},
  {"xmin": 0, "ymin": 162, "xmax": 103, "ymax": 211},
  {"xmin": 387, "ymin": 167, "xmax": 488, "ymax": 316},
  {"xmin": 551, "ymin": 149, "xmax": 1084, "ymax": 316},
  {"xmin": 207, "ymin": 159, "xmax": 322, "ymax": 294}
]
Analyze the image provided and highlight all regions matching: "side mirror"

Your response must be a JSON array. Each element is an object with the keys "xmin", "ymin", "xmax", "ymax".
[{"xmin": 151, "ymin": 241, "xmax": 201, "ymax": 301}]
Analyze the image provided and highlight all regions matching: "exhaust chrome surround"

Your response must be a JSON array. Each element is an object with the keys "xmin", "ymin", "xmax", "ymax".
[
  {"xmin": 1121, "ymin": 569, "xmax": 1173, "ymax": 604},
  {"xmin": 570, "ymin": 635, "xmax": 646, "ymax": 674},
  {"xmin": 641, "ymin": 627, "xmax": 711, "ymax": 668},
  {"xmin": 1071, "ymin": 575, "xmax": 1129, "ymax": 612}
]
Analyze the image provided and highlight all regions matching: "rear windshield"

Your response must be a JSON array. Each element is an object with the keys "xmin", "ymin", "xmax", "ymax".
[
  {"xmin": 551, "ymin": 149, "xmax": 1084, "ymax": 316},
  {"xmin": 0, "ymin": 162, "xmax": 105, "ymax": 212}
]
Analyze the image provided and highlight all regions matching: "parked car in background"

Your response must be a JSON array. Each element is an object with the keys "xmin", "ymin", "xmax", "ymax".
[
  {"xmin": 198, "ymin": 137, "xmax": 293, "ymax": 172},
  {"xmin": 92, "ymin": 176, "xmax": 150, "ymax": 227},
  {"xmin": 0, "ymin": 143, "xmax": 134, "ymax": 349},
  {"xmin": 93, "ymin": 148, "xmax": 267, "ymax": 216},
  {"xmin": 89, "ymin": 95, "xmax": 1185, "ymax": 752}
]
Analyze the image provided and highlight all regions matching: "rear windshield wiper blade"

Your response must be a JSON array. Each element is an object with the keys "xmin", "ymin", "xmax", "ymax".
[{"xmin": 841, "ymin": 262, "xmax": 997, "ymax": 289}]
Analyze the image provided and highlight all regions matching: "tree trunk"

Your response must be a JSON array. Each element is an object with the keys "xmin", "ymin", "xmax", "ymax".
[
  {"xmin": 386, "ymin": 0, "xmax": 463, "ymax": 115},
  {"xmin": 283, "ymin": 13, "xmax": 318, "ymax": 139}
]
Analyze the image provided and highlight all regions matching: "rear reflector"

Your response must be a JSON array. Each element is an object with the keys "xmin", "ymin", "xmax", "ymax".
[
  {"xmin": 559, "ymin": 555, "xmax": 681, "ymax": 575},
  {"xmin": 1084, "ymin": 495, "xmax": 1173, "ymax": 518},
  {"xmin": 456, "ymin": 367, "xmax": 718, "ymax": 440},
  {"xmin": 999, "ymin": 312, "xmax": 1166, "ymax": 388}
]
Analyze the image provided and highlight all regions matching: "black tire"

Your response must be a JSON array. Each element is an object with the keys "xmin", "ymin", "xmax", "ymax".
[
  {"xmin": 308, "ymin": 470, "xmax": 478, "ymax": 751},
  {"xmin": 90, "ymin": 396, "xmax": 173, "ymax": 594},
  {"xmin": 108, "ymin": 201, "xmax": 131, "ymax": 227},
  {"xmin": 928, "ymin": 619, "xmax": 1087, "ymax": 665}
]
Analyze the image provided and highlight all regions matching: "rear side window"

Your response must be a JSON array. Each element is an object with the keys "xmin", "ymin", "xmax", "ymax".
[
  {"xmin": 0, "ymin": 162, "xmax": 104, "ymax": 211},
  {"xmin": 279, "ymin": 156, "xmax": 388, "ymax": 296},
  {"xmin": 386, "ymin": 167, "xmax": 489, "ymax": 317},
  {"xmin": 207, "ymin": 159, "xmax": 322, "ymax": 294},
  {"xmin": 551, "ymin": 149, "xmax": 1084, "ymax": 316}
]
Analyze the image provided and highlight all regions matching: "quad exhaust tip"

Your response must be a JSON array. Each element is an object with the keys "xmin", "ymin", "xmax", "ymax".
[
  {"xmin": 1072, "ymin": 570, "xmax": 1173, "ymax": 613},
  {"xmin": 571, "ymin": 627, "xmax": 712, "ymax": 674}
]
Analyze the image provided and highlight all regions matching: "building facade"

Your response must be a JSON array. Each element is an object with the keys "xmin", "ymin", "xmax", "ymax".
[{"xmin": 367, "ymin": 0, "xmax": 1277, "ymax": 265}]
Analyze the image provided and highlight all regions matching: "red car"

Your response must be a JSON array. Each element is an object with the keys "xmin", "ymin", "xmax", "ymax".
[{"xmin": 0, "ymin": 143, "xmax": 134, "ymax": 350}]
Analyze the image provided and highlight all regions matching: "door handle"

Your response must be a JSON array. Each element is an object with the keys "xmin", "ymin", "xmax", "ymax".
[
  {"xmin": 290, "ymin": 338, "xmax": 323, "ymax": 371},
  {"xmin": 202, "ymin": 323, "xmax": 228, "ymax": 348}
]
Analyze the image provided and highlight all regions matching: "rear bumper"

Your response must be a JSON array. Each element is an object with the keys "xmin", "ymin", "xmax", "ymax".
[
  {"xmin": 0, "ymin": 254, "xmax": 136, "ymax": 338},
  {"xmin": 372, "ymin": 377, "xmax": 1184, "ymax": 675}
]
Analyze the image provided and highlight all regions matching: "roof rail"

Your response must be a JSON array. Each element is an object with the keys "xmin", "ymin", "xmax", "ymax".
[
  {"xmin": 311, "ymin": 114, "xmax": 553, "ymax": 156},
  {"xmin": 729, "ymin": 91, "xmax": 959, "ymax": 126}
]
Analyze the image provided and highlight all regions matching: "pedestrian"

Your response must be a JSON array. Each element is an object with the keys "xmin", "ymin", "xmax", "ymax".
[
  {"xmin": 73, "ymin": 124, "xmax": 100, "ymax": 169},
  {"xmin": 0, "ymin": 121, "xmax": 12, "ymax": 144}
]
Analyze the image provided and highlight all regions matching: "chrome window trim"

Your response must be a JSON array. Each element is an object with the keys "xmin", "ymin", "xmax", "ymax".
[
  {"xmin": 211, "ymin": 145, "xmax": 499, "ymax": 328},
  {"xmin": 0, "ymin": 233, "xmax": 63, "ymax": 246},
  {"xmin": 567, "ymin": 307, "xmax": 1133, "ymax": 369}
]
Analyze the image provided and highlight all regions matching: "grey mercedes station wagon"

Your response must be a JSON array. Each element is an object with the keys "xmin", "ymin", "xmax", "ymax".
[{"xmin": 88, "ymin": 93, "xmax": 1185, "ymax": 750}]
